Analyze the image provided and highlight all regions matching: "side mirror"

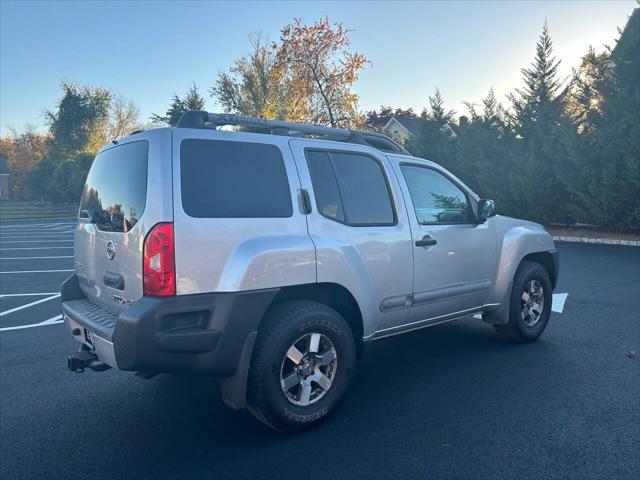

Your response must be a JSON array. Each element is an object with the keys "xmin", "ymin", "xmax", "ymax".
[{"xmin": 477, "ymin": 199, "xmax": 496, "ymax": 223}]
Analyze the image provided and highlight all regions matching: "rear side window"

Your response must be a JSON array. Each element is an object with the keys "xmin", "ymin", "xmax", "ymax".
[
  {"xmin": 306, "ymin": 149, "xmax": 395, "ymax": 226},
  {"xmin": 180, "ymin": 139, "xmax": 293, "ymax": 218},
  {"xmin": 79, "ymin": 140, "xmax": 148, "ymax": 233}
]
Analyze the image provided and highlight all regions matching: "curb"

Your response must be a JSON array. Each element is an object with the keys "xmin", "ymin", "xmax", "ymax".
[{"xmin": 552, "ymin": 235, "xmax": 640, "ymax": 247}]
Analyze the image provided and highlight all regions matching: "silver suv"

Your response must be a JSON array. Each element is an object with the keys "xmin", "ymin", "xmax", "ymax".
[{"xmin": 63, "ymin": 111, "xmax": 559, "ymax": 431}]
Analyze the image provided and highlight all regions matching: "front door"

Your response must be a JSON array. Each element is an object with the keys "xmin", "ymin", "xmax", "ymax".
[{"xmin": 393, "ymin": 161, "xmax": 497, "ymax": 324}]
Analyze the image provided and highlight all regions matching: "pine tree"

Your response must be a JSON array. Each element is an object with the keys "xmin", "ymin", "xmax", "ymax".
[
  {"xmin": 408, "ymin": 88, "xmax": 459, "ymax": 173},
  {"xmin": 183, "ymin": 84, "xmax": 206, "ymax": 111},
  {"xmin": 507, "ymin": 22, "xmax": 574, "ymax": 224},
  {"xmin": 457, "ymin": 89, "xmax": 519, "ymax": 215},
  {"xmin": 428, "ymin": 88, "xmax": 454, "ymax": 124},
  {"xmin": 151, "ymin": 84, "xmax": 206, "ymax": 126},
  {"xmin": 555, "ymin": 47, "xmax": 613, "ymax": 222},
  {"xmin": 510, "ymin": 22, "xmax": 561, "ymax": 138},
  {"xmin": 585, "ymin": 8, "xmax": 640, "ymax": 230},
  {"xmin": 564, "ymin": 47, "xmax": 612, "ymax": 135}
]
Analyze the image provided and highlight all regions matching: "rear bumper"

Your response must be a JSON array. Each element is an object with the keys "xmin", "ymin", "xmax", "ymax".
[{"xmin": 61, "ymin": 275, "xmax": 278, "ymax": 376}]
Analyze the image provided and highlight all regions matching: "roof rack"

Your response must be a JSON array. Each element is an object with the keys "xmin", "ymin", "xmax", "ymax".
[{"xmin": 175, "ymin": 111, "xmax": 409, "ymax": 154}]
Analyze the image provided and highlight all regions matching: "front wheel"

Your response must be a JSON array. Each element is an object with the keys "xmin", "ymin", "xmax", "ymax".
[
  {"xmin": 494, "ymin": 261, "xmax": 552, "ymax": 343},
  {"xmin": 247, "ymin": 301, "xmax": 356, "ymax": 432}
]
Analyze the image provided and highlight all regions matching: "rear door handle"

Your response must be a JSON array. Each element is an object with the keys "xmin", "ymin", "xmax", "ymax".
[{"xmin": 415, "ymin": 235, "xmax": 437, "ymax": 247}]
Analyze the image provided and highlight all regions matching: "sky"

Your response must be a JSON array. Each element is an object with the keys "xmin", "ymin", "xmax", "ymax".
[{"xmin": 0, "ymin": 0, "xmax": 636, "ymax": 136}]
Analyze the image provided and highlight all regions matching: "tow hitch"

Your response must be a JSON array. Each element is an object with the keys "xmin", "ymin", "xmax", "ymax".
[{"xmin": 67, "ymin": 345, "xmax": 111, "ymax": 373}]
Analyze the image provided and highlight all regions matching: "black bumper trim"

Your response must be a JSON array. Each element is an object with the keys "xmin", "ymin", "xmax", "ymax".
[{"xmin": 61, "ymin": 275, "xmax": 279, "ymax": 376}]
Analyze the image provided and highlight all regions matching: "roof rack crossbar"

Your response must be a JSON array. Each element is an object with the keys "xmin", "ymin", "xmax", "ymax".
[{"xmin": 176, "ymin": 111, "xmax": 408, "ymax": 154}]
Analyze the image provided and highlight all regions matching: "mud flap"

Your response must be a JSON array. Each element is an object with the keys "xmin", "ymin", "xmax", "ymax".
[{"xmin": 220, "ymin": 331, "xmax": 257, "ymax": 410}]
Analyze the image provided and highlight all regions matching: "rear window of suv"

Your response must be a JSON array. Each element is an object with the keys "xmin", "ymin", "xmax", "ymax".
[
  {"xmin": 180, "ymin": 139, "xmax": 293, "ymax": 218},
  {"xmin": 79, "ymin": 140, "xmax": 148, "ymax": 233}
]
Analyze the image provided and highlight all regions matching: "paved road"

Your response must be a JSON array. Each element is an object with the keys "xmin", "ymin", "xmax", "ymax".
[{"xmin": 1, "ymin": 220, "xmax": 638, "ymax": 479}]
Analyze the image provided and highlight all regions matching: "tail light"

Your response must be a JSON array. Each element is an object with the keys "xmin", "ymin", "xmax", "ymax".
[{"xmin": 143, "ymin": 223, "xmax": 175, "ymax": 296}]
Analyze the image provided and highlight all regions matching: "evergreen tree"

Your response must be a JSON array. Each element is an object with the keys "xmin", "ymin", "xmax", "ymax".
[
  {"xmin": 407, "ymin": 88, "xmax": 459, "ymax": 173},
  {"xmin": 183, "ymin": 84, "xmax": 206, "ymax": 111},
  {"xmin": 555, "ymin": 47, "xmax": 613, "ymax": 222},
  {"xmin": 427, "ymin": 88, "xmax": 455, "ymax": 124},
  {"xmin": 583, "ymin": 8, "xmax": 640, "ymax": 230},
  {"xmin": 152, "ymin": 84, "xmax": 206, "ymax": 126},
  {"xmin": 457, "ymin": 89, "xmax": 519, "ymax": 215},
  {"xmin": 564, "ymin": 47, "xmax": 612, "ymax": 135},
  {"xmin": 507, "ymin": 22, "xmax": 574, "ymax": 223}
]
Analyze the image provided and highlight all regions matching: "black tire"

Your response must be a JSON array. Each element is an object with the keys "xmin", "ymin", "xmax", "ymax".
[
  {"xmin": 247, "ymin": 300, "xmax": 356, "ymax": 432},
  {"xmin": 494, "ymin": 261, "xmax": 553, "ymax": 343}
]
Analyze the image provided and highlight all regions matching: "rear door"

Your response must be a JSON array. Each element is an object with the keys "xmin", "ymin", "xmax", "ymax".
[
  {"xmin": 74, "ymin": 129, "xmax": 172, "ymax": 311},
  {"xmin": 172, "ymin": 129, "xmax": 315, "ymax": 294},
  {"xmin": 289, "ymin": 140, "xmax": 414, "ymax": 337}
]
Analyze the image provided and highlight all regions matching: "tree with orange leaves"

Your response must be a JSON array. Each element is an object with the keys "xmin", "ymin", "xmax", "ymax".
[
  {"xmin": 212, "ymin": 18, "xmax": 369, "ymax": 129},
  {"xmin": 276, "ymin": 18, "xmax": 369, "ymax": 128}
]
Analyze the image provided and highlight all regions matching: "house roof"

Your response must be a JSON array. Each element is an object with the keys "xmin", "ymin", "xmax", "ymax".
[
  {"xmin": 383, "ymin": 116, "xmax": 421, "ymax": 136},
  {"xmin": 0, "ymin": 158, "xmax": 10, "ymax": 175},
  {"xmin": 394, "ymin": 117, "xmax": 421, "ymax": 136}
]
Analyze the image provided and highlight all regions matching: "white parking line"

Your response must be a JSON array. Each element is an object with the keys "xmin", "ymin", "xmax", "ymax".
[
  {"xmin": 0, "ymin": 235, "xmax": 73, "ymax": 239},
  {"xmin": 0, "ymin": 293, "xmax": 60, "ymax": 297},
  {"xmin": 0, "ymin": 315, "xmax": 63, "ymax": 332},
  {"xmin": 0, "ymin": 227, "xmax": 73, "ymax": 232},
  {"xmin": 0, "ymin": 222, "xmax": 75, "ymax": 228},
  {"xmin": 0, "ymin": 256, "xmax": 73, "ymax": 260},
  {"xmin": 0, "ymin": 240, "xmax": 73, "ymax": 243},
  {"xmin": 552, "ymin": 293, "xmax": 568, "ymax": 313},
  {"xmin": 0, "ymin": 231, "xmax": 73, "ymax": 235},
  {"xmin": 0, "ymin": 269, "xmax": 74, "ymax": 274},
  {"xmin": 0, "ymin": 227, "xmax": 74, "ymax": 231},
  {"xmin": 0, "ymin": 231, "xmax": 73, "ymax": 234},
  {"xmin": 0, "ymin": 294, "xmax": 60, "ymax": 317},
  {"xmin": 0, "ymin": 246, "xmax": 74, "ymax": 250}
]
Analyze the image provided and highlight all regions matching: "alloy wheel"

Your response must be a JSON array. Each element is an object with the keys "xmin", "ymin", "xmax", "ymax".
[
  {"xmin": 280, "ymin": 332, "xmax": 338, "ymax": 406},
  {"xmin": 521, "ymin": 279, "xmax": 545, "ymax": 327}
]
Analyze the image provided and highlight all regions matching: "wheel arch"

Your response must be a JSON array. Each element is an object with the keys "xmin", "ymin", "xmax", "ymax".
[
  {"xmin": 220, "ymin": 282, "xmax": 364, "ymax": 411},
  {"xmin": 484, "ymin": 249, "xmax": 558, "ymax": 326},
  {"xmin": 521, "ymin": 251, "xmax": 558, "ymax": 289},
  {"xmin": 268, "ymin": 283, "xmax": 365, "ymax": 353}
]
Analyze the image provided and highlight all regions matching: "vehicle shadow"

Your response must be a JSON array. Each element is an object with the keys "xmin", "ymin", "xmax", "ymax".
[
  {"xmin": 141, "ymin": 316, "xmax": 561, "ymax": 440},
  {"xmin": 52, "ymin": 316, "xmax": 565, "ymax": 478}
]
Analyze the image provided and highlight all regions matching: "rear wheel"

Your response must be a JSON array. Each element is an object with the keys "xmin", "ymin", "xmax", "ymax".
[
  {"xmin": 247, "ymin": 301, "xmax": 356, "ymax": 432},
  {"xmin": 494, "ymin": 261, "xmax": 552, "ymax": 343}
]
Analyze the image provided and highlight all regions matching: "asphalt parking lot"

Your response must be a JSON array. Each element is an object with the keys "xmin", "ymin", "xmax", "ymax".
[{"xmin": 0, "ymin": 219, "xmax": 638, "ymax": 480}]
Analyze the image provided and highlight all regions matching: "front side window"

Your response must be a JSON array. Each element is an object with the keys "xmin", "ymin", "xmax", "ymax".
[
  {"xmin": 306, "ymin": 150, "xmax": 395, "ymax": 226},
  {"xmin": 180, "ymin": 139, "xmax": 293, "ymax": 218},
  {"xmin": 400, "ymin": 164, "xmax": 474, "ymax": 224},
  {"xmin": 79, "ymin": 140, "xmax": 148, "ymax": 232}
]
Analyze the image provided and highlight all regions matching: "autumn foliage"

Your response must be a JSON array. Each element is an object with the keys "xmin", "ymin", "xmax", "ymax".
[{"xmin": 212, "ymin": 18, "xmax": 369, "ymax": 128}]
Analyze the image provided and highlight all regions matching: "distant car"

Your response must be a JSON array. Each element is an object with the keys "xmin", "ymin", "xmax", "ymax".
[{"xmin": 62, "ymin": 111, "xmax": 559, "ymax": 431}]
